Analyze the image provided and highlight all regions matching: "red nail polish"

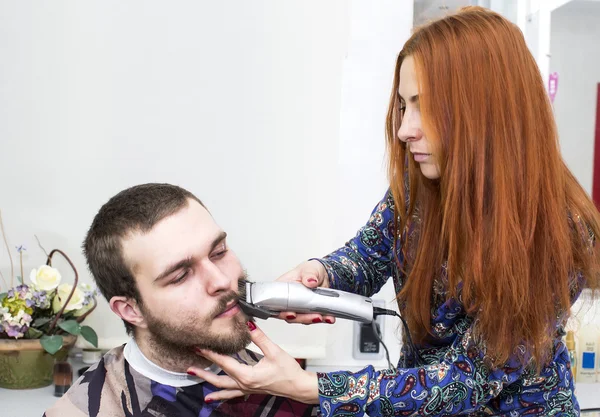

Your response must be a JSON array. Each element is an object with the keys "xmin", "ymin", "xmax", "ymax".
[
  {"xmin": 325, "ymin": 318, "xmax": 333, "ymax": 324},
  {"xmin": 286, "ymin": 315, "xmax": 296, "ymax": 320},
  {"xmin": 187, "ymin": 371, "xmax": 196, "ymax": 376},
  {"xmin": 205, "ymin": 398, "xmax": 213, "ymax": 404},
  {"xmin": 247, "ymin": 321, "xmax": 257, "ymax": 331},
  {"xmin": 312, "ymin": 318, "xmax": 322, "ymax": 323}
]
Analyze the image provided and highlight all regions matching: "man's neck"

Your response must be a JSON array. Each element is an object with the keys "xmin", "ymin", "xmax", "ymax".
[{"xmin": 134, "ymin": 332, "xmax": 212, "ymax": 373}]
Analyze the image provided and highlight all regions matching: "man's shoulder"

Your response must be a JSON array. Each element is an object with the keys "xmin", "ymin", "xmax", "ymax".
[{"xmin": 44, "ymin": 345, "xmax": 128, "ymax": 417}]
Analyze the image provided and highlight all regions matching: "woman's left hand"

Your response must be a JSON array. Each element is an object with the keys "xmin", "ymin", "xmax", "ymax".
[{"xmin": 188, "ymin": 321, "xmax": 319, "ymax": 404}]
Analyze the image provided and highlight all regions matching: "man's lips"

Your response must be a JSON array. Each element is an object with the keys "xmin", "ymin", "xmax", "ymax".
[{"xmin": 216, "ymin": 300, "xmax": 240, "ymax": 318}]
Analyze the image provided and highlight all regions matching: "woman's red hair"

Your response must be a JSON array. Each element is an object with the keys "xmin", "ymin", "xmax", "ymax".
[{"xmin": 386, "ymin": 6, "xmax": 600, "ymax": 367}]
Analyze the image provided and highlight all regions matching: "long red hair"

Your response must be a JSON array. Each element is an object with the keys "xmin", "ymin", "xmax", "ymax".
[{"xmin": 386, "ymin": 7, "xmax": 600, "ymax": 367}]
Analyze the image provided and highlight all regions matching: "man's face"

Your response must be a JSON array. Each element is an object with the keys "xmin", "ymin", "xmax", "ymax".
[{"xmin": 121, "ymin": 199, "xmax": 250, "ymax": 354}]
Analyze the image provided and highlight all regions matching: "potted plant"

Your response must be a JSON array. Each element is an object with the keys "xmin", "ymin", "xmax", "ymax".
[{"xmin": 0, "ymin": 248, "xmax": 99, "ymax": 389}]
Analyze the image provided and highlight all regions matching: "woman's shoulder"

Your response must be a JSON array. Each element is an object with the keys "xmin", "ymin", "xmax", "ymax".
[{"xmin": 567, "ymin": 211, "xmax": 596, "ymax": 247}]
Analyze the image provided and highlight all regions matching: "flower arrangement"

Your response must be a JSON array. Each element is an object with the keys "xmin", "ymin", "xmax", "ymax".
[{"xmin": 0, "ymin": 233, "xmax": 98, "ymax": 355}]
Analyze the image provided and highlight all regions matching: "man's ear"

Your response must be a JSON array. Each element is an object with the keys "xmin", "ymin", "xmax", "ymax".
[{"xmin": 109, "ymin": 296, "xmax": 147, "ymax": 329}]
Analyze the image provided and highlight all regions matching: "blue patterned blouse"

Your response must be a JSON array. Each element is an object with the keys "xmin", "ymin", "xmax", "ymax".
[{"xmin": 315, "ymin": 189, "xmax": 582, "ymax": 417}]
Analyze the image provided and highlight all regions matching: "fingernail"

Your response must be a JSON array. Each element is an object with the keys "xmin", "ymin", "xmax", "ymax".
[
  {"xmin": 286, "ymin": 315, "xmax": 296, "ymax": 320},
  {"xmin": 247, "ymin": 321, "xmax": 257, "ymax": 331},
  {"xmin": 325, "ymin": 318, "xmax": 333, "ymax": 324},
  {"xmin": 205, "ymin": 398, "xmax": 213, "ymax": 404},
  {"xmin": 312, "ymin": 318, "xmax": 322, "ymax": 323},
  {"xmin": 187, "ymin": 371, "xmax": 196, "ymax": 376},
  {"xmin": 194, "ymin": 347, "xmax": 204, "ymax": 354},
  {"xmin": 307, "ymin": 278, "xmax": 318, "ymax": 284}
]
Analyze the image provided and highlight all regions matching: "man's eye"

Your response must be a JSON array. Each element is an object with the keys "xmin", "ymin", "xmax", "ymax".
[
  {"xmin": 171, "ymin": 270, "xmax": 190, "ymax": 285},
  {"xmin": 211, "ymin": 249, "xmax": 228, "ymax": 260}
]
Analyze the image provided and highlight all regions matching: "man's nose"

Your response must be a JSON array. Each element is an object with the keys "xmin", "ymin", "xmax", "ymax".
[{"xmin": 204, "ymin": 263, "xmax": 232, "ymax": 295}]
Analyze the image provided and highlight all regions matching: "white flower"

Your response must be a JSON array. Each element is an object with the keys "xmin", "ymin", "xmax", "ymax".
[
  {"xmin": 0, "ymin": 306, "xmax": 10, "ymax": 320},
  {"xmin": 13, "ymin": 309, "xmax": 32, "ymax": 326},
  {"xmin": 73, "ymin": 300, "xmax": 95, "ymax": 317},
  {"xmin": 30, "ymin": 265, "xmax": 62, "ymax": 291},
  {"xmin": 52, "ymin": 284, "xmax": 85, "ymax": 313}
]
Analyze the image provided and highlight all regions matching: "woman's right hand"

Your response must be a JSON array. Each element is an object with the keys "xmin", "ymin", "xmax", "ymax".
[{"xmin": 275, "ymin": 260, "xmax": 335, "ymax": 325}]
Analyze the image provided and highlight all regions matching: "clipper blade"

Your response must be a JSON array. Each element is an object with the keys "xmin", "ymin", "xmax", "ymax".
[{"xmin": 237, "ymin": 278, "xmax": 279, "ymax": 320}]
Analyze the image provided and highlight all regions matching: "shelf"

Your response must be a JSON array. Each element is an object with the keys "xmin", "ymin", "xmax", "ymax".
[{"xmin": 577, "ymin": 382, "xmax": 600, "ymax": 410}]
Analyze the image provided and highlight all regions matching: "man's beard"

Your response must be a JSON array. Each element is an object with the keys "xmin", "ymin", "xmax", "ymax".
[{"xmin": 140, "ymin": 289, "xmax": 252, "ymax": 368}]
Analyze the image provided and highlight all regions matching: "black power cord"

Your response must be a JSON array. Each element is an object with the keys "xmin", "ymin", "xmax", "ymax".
[
  {"xmin": 370, "ymin": 319, "xmax": 395, "ymax": 370},
  {"xmin": 373, "ymin": 307, "xmax": 425, "ymax": 369}
]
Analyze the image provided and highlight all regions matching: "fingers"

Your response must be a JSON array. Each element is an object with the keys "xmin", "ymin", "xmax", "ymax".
[
  {"xmin": 247, "ymin": 321, "xmax": 280, "ymax": 358},
  {"xmin": 278, "ymin": 312, "xmax": 335, "ymax": 324},
  {"xmin": 194, "ymin": 348, "xmax": 247, "ymax": 376},
  {"xmin": 205, "ymin": 389, "xmax": 248, "ymax": 403},
  {"xmin": 278, "ymin": 311, "xmax": 297, "ymax": 321},
  {"xmin": 322, "ymin": 315, "xmax": 336, "ymax": 324},
  {"xmin": 304, "ymin": 260, "xmax": 329, "ymax": 288},
  {"xmin": 276, "ymin": 260, "xmax": 327, "ymax": 288},
  {"xmin": 300, "ymin": 273, "xmax": 320, "ymax": 288},
  {"xmin": 275, "ymin": 269, "xmax": 302, "ymax": 283},
  {"xmin": 187, "ymin": 368, "xmax": 240, "ymax": 390}
]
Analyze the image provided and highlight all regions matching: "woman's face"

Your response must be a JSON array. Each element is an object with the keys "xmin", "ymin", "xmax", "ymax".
[{"xmin": 397, "ymin": 56, "xmax": 441, "ymax": 180}]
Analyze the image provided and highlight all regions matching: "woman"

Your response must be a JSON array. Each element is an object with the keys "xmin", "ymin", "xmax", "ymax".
[{"xmin": 188, "ymin": 6, "xmax": 600, "ymax": 416}]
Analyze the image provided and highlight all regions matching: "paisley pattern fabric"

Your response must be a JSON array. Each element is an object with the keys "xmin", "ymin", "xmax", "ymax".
[{"xmin": 315, "ymin": 189, "xmax": 582, "ymax": 417}]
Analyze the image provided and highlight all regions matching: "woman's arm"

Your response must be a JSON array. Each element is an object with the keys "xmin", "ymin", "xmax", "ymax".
[
  {"xmin": 315, "ymin": 189, "xmax": 400, "ymax": 297},
  {"xmin": 317, "ymin": 321, "xmax": 534, "ymax": 417}
]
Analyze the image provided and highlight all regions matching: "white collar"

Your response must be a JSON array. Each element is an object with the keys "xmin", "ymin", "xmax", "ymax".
[{"xmin": 123, "ymin": 338, "xmax": 220, "ymax": 387}]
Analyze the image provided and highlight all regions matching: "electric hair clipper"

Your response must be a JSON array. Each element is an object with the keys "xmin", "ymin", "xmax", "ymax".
[{"xmin": 238, "ymin": 280, "xmax": 375, "ymax": 323}]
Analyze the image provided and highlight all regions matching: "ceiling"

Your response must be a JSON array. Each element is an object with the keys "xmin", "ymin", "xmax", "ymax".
[
  {"xmin": 413, "ymin": 0, "xmax": 600, "ymax": 26},
  {"xmin": 413, "ymin": 0, "xmax": 476, "ymax": 26}
]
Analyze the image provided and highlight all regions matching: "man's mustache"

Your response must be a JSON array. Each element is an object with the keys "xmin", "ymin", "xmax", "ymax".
[
  {"xmin": 210, "ymin": 272, "xmax": 248, "ymax": 317},
  {"xmin": 211, "ymin": 291, "xmax": 240, "ymax": 317}
]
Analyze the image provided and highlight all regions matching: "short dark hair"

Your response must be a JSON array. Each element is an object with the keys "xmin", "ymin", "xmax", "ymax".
[{"xmin": 83, "ymin": 183, "xmax": 205, "ymax": 335}]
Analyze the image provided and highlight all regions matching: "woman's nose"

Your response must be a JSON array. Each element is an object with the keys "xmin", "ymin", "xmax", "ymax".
[{"xmin": 397, "ymin": 113, "xmax": 422, "ymax": 143}]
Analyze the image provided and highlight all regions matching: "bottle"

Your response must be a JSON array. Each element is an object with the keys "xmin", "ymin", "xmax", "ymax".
[
  {"xmin": 577, "ymin": 322, "xmax": 599, "ymax": 383},
  {"xmin": 53, "ymin": 361, "xmax": 73, "ymax": 397},
  {"xmin": 566, "ymin": 331, "xmax": 577, "ymax": 381}
]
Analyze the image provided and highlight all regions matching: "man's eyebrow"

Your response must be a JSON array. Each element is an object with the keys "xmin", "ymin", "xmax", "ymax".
[
  {"xmin": 153, "ymin": 231, "xmax": 228, "ymax": 283},
  {"xmin": 154, "ymin": 257, "xmax": 194, "ymax": 282},
  {"xmin": 210, "ymin": 231, "xmax": 228, "ymax": 253}
]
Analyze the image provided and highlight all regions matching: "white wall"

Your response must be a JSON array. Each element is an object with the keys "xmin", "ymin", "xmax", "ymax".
[
  {"xmin": 0, "ymin": 0, "xmax": 351, "ymax": 356},
  {"xmin": 1, "ymin": 0, "xmax": 593, "ymax": 387},
  {"xmin": 0, "ymin": 0, "xmax": 416, "ymax": 367},
  {"xmin": 307, "ymin": 0, "xmax": 413, "ymax": 372},
  {"xmin": 550, "ymin": 0, "xmax": 600, "ymax": 194}
]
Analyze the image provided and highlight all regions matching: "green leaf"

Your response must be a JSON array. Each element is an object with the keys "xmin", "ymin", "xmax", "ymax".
[
  {"xmin": 80, "ymin": 326, "xmax": 98, "ymax": 348},
  {"xmin": 33, "ymin": 317, "xmax": 51, "ymax": 328},
  {"xmin": 61, "ymin": 311, "xmax": 76, "ymax": 320},
  {"xmin": 40, "ymin": 335, "xmax": 63, "ymax": 355},
  {"xmin": 58, "ymin": 320, "xmax": 81, "ymax": 336},
  {"xmin": 0, "ymin": 292, "xmax": 6, "ymax": 302},
  {"xmin": 26, "ymin": 327, "xmax": 44, "ymax": 339}
]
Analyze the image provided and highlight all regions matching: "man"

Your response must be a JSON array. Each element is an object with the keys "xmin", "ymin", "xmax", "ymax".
[{"xmin": 45, "ymin": 183, "xmax": 319, "ymax": 417}]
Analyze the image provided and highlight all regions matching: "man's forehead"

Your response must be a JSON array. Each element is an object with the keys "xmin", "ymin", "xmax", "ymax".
[{"xmin": 122, "ymin": 201, "xmax": 223, "ymax": 275}]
